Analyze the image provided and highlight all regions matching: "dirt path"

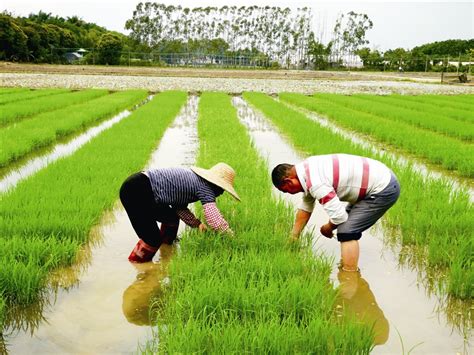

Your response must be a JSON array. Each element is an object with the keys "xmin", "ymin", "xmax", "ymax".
[
  {"xmin": 0, "ymin": 62, "xmax": 443, "ymax": 81},
  {"xmin": 2, "ymin": 62, "xmax": 474, "ymax": 95}
]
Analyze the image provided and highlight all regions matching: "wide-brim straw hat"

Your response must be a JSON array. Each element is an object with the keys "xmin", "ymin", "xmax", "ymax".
[{"xmin": 191, "ymin": 162, "xmax": 240, "ymax": 201}]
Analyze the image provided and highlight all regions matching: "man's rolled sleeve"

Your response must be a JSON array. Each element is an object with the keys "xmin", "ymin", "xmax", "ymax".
[
  {"xmin": 312, "ymin": 185, "xmax": 348, "ymax": 225},
  {"xmin": 299, "ymin": 193, "xmax": 315, "ymax": 213}
]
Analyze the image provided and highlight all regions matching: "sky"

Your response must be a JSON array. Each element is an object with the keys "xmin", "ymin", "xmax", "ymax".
[{"xmin": 2, "ymin": 1, "xmax": 473, "ymax": 51}]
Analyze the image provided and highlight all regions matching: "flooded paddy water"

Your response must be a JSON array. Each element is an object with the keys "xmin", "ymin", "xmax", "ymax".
[
  {"xmin": 232, "ymin": 96, "xmax": 471, "ymax": 354},
  {"xmin": 2, "ymin": 96, "xmax": 199, "ymax": 353}
]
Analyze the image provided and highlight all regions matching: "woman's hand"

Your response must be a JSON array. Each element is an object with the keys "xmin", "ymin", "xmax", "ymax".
[{"xmin": 198, "ymin": 223, "xmax": 208, "ymax": 232}]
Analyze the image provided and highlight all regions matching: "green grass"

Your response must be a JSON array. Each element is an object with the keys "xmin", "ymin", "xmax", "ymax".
[
  {"xmin": 0, "ymin": 89, "xmax": 109, "ymax": 127},
  {"xmin": 0, "ymin": 90, "xmax": 148, "ymax": 168},
  {"xmin": 328, "ymin": 93, "xmax": 474, "ymax": 140},
  {"xmin": 0, "ymin": 88, "xmax": 69, "ymax": 105},
  {"xmin": 279, "ymin": 93, "xmax": 474, "ymax": 178},
  {"xmin": 0, "ymin": 88, "xmax": 29, "ymax": 95},
  {"xmin": 363, "ymin": 94, "xmax": 474, "ymax": 124},
  {"xmin": 405, "ymin": 94, "xmax": 474, "ymax": 112},
  {"xmin": 0, "ymin": 91, "xmax": 187, "ymax": 327},
  {"xmin": 243, "ymin": 92, "xmax": 473, "ymax": 300},
  {"xmin": 152, "ymin": 92, "xmax": 374, "ymax": 353}
]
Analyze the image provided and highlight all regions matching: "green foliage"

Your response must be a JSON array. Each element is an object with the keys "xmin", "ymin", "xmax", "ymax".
[
  {"xmin": 356, "ymin": 47, "xmax": 384, "ymax": 70},
  {"xmin": 332, "ymin": 11, "xmax": 373, "ymax": 60},
  {"xmin": 126, "ymin": 4, "xmax": 313, "ymax": 65},
  {"xmin": 0, "ymin": 14, "xmax": 28, "ymax": 61},
  {"xmin": 96, "ymin": 32, "xmax": 123, "ymax": 65},
  {"xmin": 413, "ymin": 39, "xmax": 474, "ymax": 57}
]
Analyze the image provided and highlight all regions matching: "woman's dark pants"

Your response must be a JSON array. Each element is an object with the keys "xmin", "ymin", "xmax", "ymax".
[{"xmin": 119, "ymin": 172, "xmax": 179, "ymax": 248}]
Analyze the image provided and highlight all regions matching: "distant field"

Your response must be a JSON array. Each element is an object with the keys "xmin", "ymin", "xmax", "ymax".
[{"xmin": 0, "ymin": 61, "xmax": 446, "ymax": 82}]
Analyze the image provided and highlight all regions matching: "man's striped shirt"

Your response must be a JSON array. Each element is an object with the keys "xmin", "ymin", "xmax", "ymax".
[{"xmin": 295, "ymin": 154, "xmax": 392, "ymax": 225}]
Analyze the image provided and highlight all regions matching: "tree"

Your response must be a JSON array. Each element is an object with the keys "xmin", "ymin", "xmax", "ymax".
[
  {"xmin": 332, "ymin": 11, "xmax": 373, "ymax": 65},
  {"xmin": 355, "ymin": 47, "xmax": 383, "ymax": 70},
  {"xmin": 97, "ymin": 32, "xmax": 123, "ymax": 65},
  {"xmin": 0, "ymin": 14, "xmax": 28, "ymax": 61},
  {"xmin": 307, "ymin": 32, "xmax": 331, "ymax": 69}
]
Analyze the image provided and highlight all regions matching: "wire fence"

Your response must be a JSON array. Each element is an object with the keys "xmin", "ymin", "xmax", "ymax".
[{"xmin": 18, "ymin": 47, "xmax": 474, "ymax": 75}]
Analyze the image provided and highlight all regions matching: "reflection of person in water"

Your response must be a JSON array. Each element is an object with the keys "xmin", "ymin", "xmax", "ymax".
[
  {"xmin": 122, "ymin": 245, "xmax": 173, "ymax": 325},
  {"xmin": 337, "ymin": 269, "xmax": 389, "ymax": 345}
]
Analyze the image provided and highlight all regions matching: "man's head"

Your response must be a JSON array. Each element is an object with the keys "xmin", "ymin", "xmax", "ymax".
[{"xmin": 271, "ymin": 163, "xmax": 303, "ymax": 194}]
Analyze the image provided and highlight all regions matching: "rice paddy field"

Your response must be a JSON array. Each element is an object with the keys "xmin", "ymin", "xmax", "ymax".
[{"xmin": 0, "ymin": 86, "xmax": 472, "ymax": 354}]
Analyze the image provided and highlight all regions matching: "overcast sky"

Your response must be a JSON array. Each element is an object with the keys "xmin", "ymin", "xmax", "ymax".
[{"xmin": 3, "ymin": 1, "xmax": 473, "ymax": 51}]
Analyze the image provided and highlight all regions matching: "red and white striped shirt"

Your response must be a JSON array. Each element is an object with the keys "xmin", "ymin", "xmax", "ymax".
[{"xmin": 295, "ymin": 154, "xmax": 391, "ymax": 225}]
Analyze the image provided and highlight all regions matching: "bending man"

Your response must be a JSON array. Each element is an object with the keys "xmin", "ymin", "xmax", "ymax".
[
  {"xmin": 272, "ymin": 154, "xmax": 400, "ymax": 271},
  {"xmin": 120, "ymin": 162, "xmax": 240, "ymax": 263}
]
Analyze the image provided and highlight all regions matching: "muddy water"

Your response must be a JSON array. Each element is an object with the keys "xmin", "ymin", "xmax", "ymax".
[
  {"xmin": 4, "ymin": 96, "xmax": 199, "ymax": 354},
  {"xmin": 233, "ymin": 97, "xmax": 471, "ymax": 354}
]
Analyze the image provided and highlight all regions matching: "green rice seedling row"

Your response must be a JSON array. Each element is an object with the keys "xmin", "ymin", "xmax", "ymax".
[
  {"xmin": 243, "ymin": 92, "xmax": 472, "ymax": 299},
  {"xmin": 0, "ymin": 90, "xmax": 148, "ymax": 168},
  {"xmin": 0, "ymin": 88, "xmax": 29, "ymax": 95},
  {"xmin": 154, "ymin": 92, "xmax": 374, "ymax": 353},
  {"xmin": 0, "ymin": 91, "xmax": 187, "ymax": 329},
  {"xmin": 0, "ymin": 89, "xmax": 109, "ymax": 127},
  {"xmin": 403, "ymin": 95, "xmax": 474, "ymax": 115},
  {"xmin": 0, "ymin": 89, "xmax": 70, "ymax": 105},
  {"xmin": 279, "ymin": 93, "xmax": 474, "ymax": 178},
  {"xmin": 351, "ymin": 94, "xmax": 474, "ymax": 127},
  {"xmin": 314, "ymin": 93, "xmax": 473, "ymax": 141}
]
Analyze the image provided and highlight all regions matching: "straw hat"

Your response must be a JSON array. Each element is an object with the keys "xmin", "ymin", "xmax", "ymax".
[{"xmin": 191, "ymin": 162, "xmax": 240, "ymax": 201}]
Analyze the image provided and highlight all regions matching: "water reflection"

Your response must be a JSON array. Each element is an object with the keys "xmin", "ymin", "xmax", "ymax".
[
  {"xmin": 336, "ymin": 269, "xmax": 389, "ymax": 346},
  {"xmin": 122, "ymin": 245, "xmax": 174, "ymax": 326}
]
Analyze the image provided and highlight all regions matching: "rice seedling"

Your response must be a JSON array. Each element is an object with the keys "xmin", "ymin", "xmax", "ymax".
[
  {"xmin": 357, "ymin": 94, "xmax": 474, "ymax": 124},
  {"xmin": 0, "ymin": 90, "xmax": 148, "ymax": 168},
  {"xmin": 329, "ymin": 93, "xmax": 473, "ymax": 141},
  {"xmin": 153, "ymin": 92, "xmax": 375, "ymax": 353},
  {"xmin": 0, "ymin": 91, "xmax": 187, "ymax": 327},
  {"xmin": 0, "ymin": 89, "xmax": 109, "ymax": 127},
  {"xmin": 243, "ymin": 92, "xmax": 473, "ymax": 299},
  {"xmin": 278, "ymin": 92, "xmax": 474, "ymax": 178},
  {"xmin": 0, "ymin": 88, "xmax": 29, "ymax": 95},
  {"xmin": 0, "ymin": 88, "xmax": 69, "ymax": 105},
  {"xmin": 414, "ymin": 94, "xmax": 474, "ymax": 110}
]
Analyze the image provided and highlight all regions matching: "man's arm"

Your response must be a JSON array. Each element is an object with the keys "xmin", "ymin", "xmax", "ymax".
[{"xmin": 290, "ymin": 209, "xmax": 312, "ymax": 240}]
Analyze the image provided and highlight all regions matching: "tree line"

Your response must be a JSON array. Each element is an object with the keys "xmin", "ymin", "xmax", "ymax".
[{"xmin": 0, "ymin": 5, "xmax": 472, "ymax": 72}]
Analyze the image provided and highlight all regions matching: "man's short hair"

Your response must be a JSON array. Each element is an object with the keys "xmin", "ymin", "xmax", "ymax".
[{"xmin": 271, "ymin": 164, "xmax": 293, "ymax": 188}]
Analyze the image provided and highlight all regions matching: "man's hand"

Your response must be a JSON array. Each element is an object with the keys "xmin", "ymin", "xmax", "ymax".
[
  {"xmin": 288, "ymin": 234, "xmax": 299, "ymax": 243},
  {"xmin": 320, "ymin": 222, "xmax": 337, "ymax": 239},
  {"xmin": 198, "ymin": 223, "xmax": 208, "ymax": 232}
]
